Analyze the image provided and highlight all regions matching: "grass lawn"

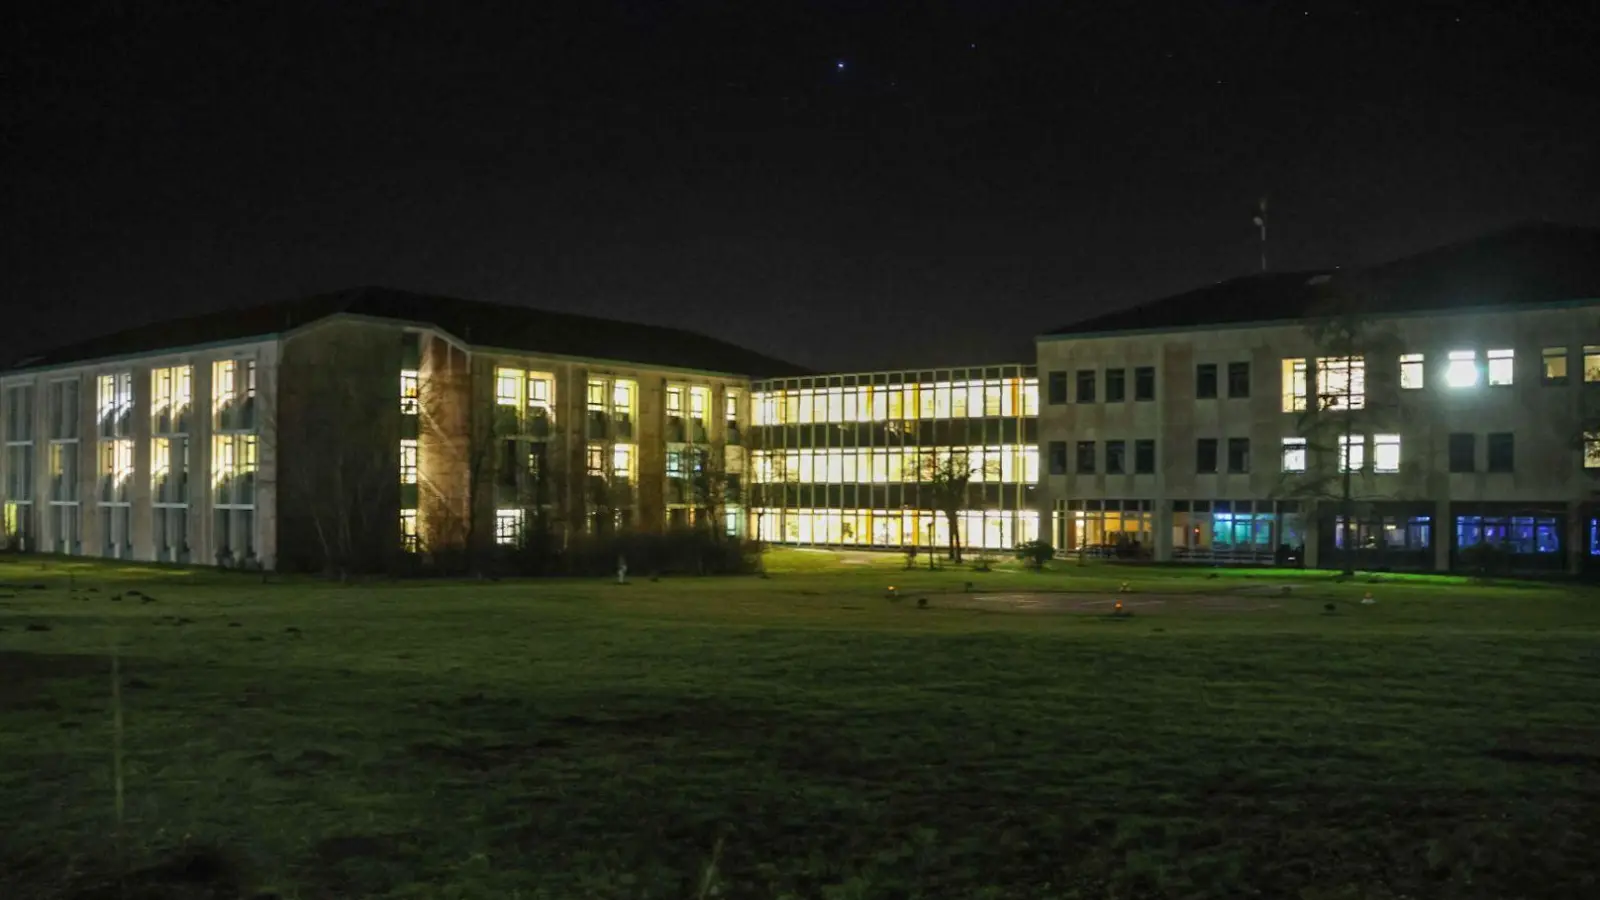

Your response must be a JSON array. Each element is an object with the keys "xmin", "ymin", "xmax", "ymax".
[{"xmin": 2, "ymin": 550, "xmax": 1598, "ymax": 899}]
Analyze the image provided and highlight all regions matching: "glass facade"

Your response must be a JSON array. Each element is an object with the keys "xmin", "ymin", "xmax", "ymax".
[{"xmin": 750, "ymin": 366, "xmax": 1040, "ymax": 551}]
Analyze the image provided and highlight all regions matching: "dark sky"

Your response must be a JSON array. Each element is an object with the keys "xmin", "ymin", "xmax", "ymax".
[{"xmin": 6, "ymin": 1, "xmax": 1598, "ymax": 371}]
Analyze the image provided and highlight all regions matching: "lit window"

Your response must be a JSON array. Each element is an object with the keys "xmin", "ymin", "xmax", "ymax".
[
  {"xmin": 690, "ymin": 387, "xmax": 709, "ymax": 420},
  {"xmin": 1586, "ymin": 432, "xmax": 1600, "ymax": 468},
  {"xmin": 1586, "ymin": 346, "xmax": 1600, "ymax": 382},
  {"xmin": 400, "ymin": 370, "xmax": 420, "ymax": 414},
  {"xmin": 1486, "ymin": 349, "xmax": 1514, "ymax": 386},
  {"xmin": 666, "ymin": 386, "xmax": 684, "ymax": 414},
  {"xmin": 1316, "ymin": 357, "xmax": 1365, "ymax": 410},
  {"xmin": 725, "ymin": 392, "xmax": 739, "ymax": 423},
  {"xmin": 612, "ymin": 380, "xmax": 635, "ymax": 416},
  {"xmin": 1373, "ymin": 434, "xmax": 1400, "ymax": 473},
  {"xmin": 213, "ymin": 360, "xmax": 236, "ymax": 415},
  {"xmin": 528, "ymin": 375, "xmax": 551, "ymax": 407},
  {"xmin": 495, "ymin": 509, "xmax": 523, "ymax": 545},
  {"xmin": 1281, "ymin": 359, "xmax": 1308, "ymax": 412},
  {"xmin": 586, "ymin": 443, "xmax": 605, "ymax": 477},
  {"xmin": 400, "ymin": 509, "xmax": 419, "ymax": 552},
  {"xmin": 1339, "ymin": 435, "xmax": 1364, "ymax": 473},
  {"xmin": 496, "ymin": 368, "xmax": 521, "ymax": 406},
  {"xmin": 1281, "ymin": 437, "xmax": 1307, "ymax": 473},
  {"xmin": 612, "ymin": 444, "xmax": 635, "ymax": 481},
  {"xmin": 586, "ymin": 379, "xmax": 606, "ymax": 411},
  {"xmin": 1446, "ymin": 350, "xmax": 1479, "ymax": 388},
  {"xmin": 1542, "ymin": 347, "xmax": 1568, "ymax": 385},
  {"xmin": 1399, "ymin": 353, "xmax": 1425, "ymax": 390},
  {"xmin": 399, "ymin": 439, "xmax": 418, "ymax": 484}
]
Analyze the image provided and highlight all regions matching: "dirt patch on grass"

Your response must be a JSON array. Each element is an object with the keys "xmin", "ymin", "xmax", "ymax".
[
  {"xmin": 943, "ymin": 592, "xmax": 1284, "ymax": 614},
  {"xmin": 0, "ymin": 651, "xmax": 107, "ymax": 711},
  {"xmin": 1488, "ymin": 729, "xmax": 1600, "ymax": 768}
]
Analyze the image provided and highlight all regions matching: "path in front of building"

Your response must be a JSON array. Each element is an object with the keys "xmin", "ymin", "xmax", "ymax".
[{"xmin": 938, "ymin": 592, "xmax": 1286, "ymax": 613}]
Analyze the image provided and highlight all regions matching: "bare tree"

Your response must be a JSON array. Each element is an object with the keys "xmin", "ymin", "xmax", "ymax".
[
  {"xmin": 1273, "ymin": 293, "xmax": 1409, "ymax": 574},
  {"xmin": 269, "ymin": 340, "xmax": 397, "ymax": 575},
  {"xmin": 922, "ymin": 447, "xmax": 995, "ymax": 565}
]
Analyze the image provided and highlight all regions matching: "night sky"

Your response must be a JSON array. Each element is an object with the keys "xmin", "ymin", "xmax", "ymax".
[{"xmin": 6, "ymin": 1, "xmax": 1598, "ymax": 372}]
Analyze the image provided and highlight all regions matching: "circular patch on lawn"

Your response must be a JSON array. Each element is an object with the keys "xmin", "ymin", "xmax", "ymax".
[{"xmin": 949, "ymin": 592, "xmax": 1282, "ymax": 613}]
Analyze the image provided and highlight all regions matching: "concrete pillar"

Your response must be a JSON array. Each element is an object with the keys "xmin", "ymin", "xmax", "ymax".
[
  {"xmin": 1304, "ymin": 503, "xmax": 1321, "ymax": 569},
  {"xmin": 1567, "ymin": 499, "xmax": 1585, "ymax": 576},
  {"xmin": 130, "ymin": 365, "xmax": 152, "ymax": 561},
  {"xmin": 1153, "ymin": 501, "xmax": 1173, "ymax": 562},
  {"xmin": 192, "ymin": 359, "xmax": 213, "ymax": 566},
  {"xmin": 1433, "ymin": 497, "xmax": 1452, "ymax": 572}
]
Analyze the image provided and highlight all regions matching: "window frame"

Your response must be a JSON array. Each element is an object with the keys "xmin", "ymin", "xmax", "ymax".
[
  {"xmin": 1133, "ymin": 366, "xmax": 1155, "ymax": 402},
  {"xmin": 1226, "ymin": 436, "xmax": 1250, "ymax": 473},
  {"xmin": 1399, "ymin": 353, "xmax": 1425, "ymax": 390},
  {"xmin": 1195, "ymin": 437, "xmax": 1218, "ymax": 474},
  {"xmin": 1486, "ymin": 432, "xmax": 1514, "ymax": 473},
  {"xmin": 1075, "ymin": 440, "xmax": 1096, "ymax": 474},
  {"xmin": 1447, "ymin": 433, "xmax": 1475, "ymax": 473},
  {"xmin": 1105, "ymin": 440, "xmax": 1126, "ymax": 475},
  {"xmin": 1104, "ymin": 368, "xmax": 1126, "ymax": 402},
  {"xmin": 1541, "ymin": 347, "xmax": 1568, "ymax": 386},
  {"xmin": 1486, "ymin": 349, "xmax": 1514, "ymax": 387},
  {"xmin": 1226, "ymin": 361, "xmax": 1250, "ymax": 399},
  {"xmin": 1195, "ymin": 363, "xmax": 1218, "ymax": 400},
  {"xmin": 1134, "ymin": 438, "xmax": 1155, "ymax": 475},
  {"xmin": 1075, "ymin": 370, "xmax": 1096, "ymax": 404},
  {"xmin": 1281, "ymin": 437, "xmax": 1307, "ymax": 473}
]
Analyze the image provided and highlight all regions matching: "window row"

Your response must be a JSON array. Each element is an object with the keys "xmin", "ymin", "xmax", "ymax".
[
  {"xmin": 753, "ymin": 379, "xmax": 1039, "ymax": 425},
  {"xmin": 1046, "ymin": 366, "xmax": 1157, "ymax": 405},
  {"xmin": 1, "ymin": 502, "xmax": 252, "ymax": 563},
  {"xmin": 1047, "ymin": 439, "xmax": 1157, "ymax": 475},
  {"xmin": 751, "ymin": 445, "xmax": 1039, "ymax": 484},
  {"xmin": 752, "ymin": 507, "xmax": 1040, "ymax": 549},
  {"xmin": 3, "ymin": 435, "xmax": 238, "ymax": 505}
]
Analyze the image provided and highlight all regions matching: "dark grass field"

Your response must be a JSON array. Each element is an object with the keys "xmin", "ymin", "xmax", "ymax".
[{"xmin": 2, "ymin": 551, "xmax": 1598, "ymax": 899}]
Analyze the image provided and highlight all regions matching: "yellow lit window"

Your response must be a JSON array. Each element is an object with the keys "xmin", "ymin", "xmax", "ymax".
[
  {"xmin": 1399, "ymin": 353, "xmax": 1424, "ymax": 390},
  {"xmin": 399, "ymin": 439, "xmax": 418, "ymax": 484},
  {"xmin": 400, "ymin": 369, "xmax": 420, "ymax": 414},
  {"xmin": 612, "ymin": 380, "xmax": 635, "ymax": 417},
  {"xmin": 612, "ymin": 444, "xmax": 635, "ymax": 481},
  {"xmin": 690, "ymin": 386, "xmax": 709, "ymax": 420},
  {"xmin": 212, "ymin": 360, "xmax": 236, "ymax": 413},
  {"xmin": 666, "ymin": 386, "xmax": 684, "ymax": 414},
  {"xmin": 400, "ymin": 509, "xmax": 419, "ymax": 551},
  {"xmin": 527, "ymin": 374, "xmax": 552, "ymax": 408},
  {"xmin": 1586, "ymin": 432, "xmax": 1600, "ymax": 468},
  {"xmin": 1586, "ymin": 346, "xmax": 1600, "ymax": 382},
  {"xmin": 496, "ymin": 368, "xmax": 522, "ymax": 406},
  {"xmin": 1542, "ymin": 347, "xmax": 1568, "ymax": 384},
  {"xmin": 586, "ymin": 379, "xmax": 606, "ymax": 411},
  {"xmin": 1281, "ymin": 359, "xmax": 1307, "ymax": 412}
]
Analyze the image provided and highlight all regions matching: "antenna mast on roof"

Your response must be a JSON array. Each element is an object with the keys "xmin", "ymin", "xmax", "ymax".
[{"xmin": 1252, "ymin": 196, "xmax": 1268, "ymax": 273}]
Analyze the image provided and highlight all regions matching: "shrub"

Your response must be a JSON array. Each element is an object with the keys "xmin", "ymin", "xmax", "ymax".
[{"xmin": 1014, "ymin": 540, "xmax": 1054, "ymax": 570}]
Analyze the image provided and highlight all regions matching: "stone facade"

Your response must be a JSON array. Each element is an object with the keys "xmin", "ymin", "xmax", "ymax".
[{"xmin": 1037, "ymin": 303, "xmax": 1600, "ymax": 573}]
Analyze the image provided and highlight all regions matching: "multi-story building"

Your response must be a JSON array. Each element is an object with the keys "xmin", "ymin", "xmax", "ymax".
[
  {"xmin": 3, "ymin": 224, "xmax": 1598, "ymax": 574},
  {"xmin": 748, "ymin": 365, "xmax": 1040, "ymax": 552},
  {"xmin": 1037, "ymin": 223, "xmax": 1600, "ymax": 574},
  {"xmin": 0, "ymin": 287, "xmax": 803, "ymax": 569}
]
